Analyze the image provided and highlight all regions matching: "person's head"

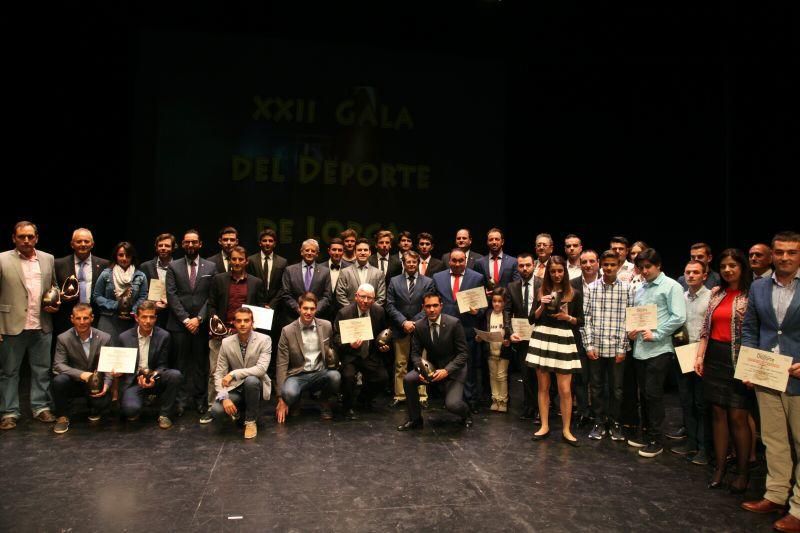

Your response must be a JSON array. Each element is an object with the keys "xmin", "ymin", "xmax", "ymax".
[
  {"xmin": 609, "ymin": 236, "xmax": 630, "ymax": 262},
  {"xmin": 341, "ymin": 229, "xmax": 357, "ymax": 254},
  {"xmin": 70, "ymin": 303, "xmax": 93, "ymax": 336},
  {"xmin": 328, "ymin": 237, "xmax": 344, "ymax": 263},
  {"xmin": 182, "ymin": 229, "xmax": 202, "ymax": 259},
  {"xmin": 486, "ymin": 228, "xmax": 504, "ymax": 255},
  {"xmin": 355, "ymin": 283, "xmax": 376, "ymax": 313},
  {"xmin": 534, "ymin": 233, "xmax": 553, "ymax": 261},
  {"xmin": 229, "ymin": 246, "xmax": 247, "ymax": 275},
  {"xmin": 111, "ymin": 241, "xmax": 138, "ymax": 269},
  {"xmin": 689, "ymin": 243, "xmax": 712, "ymax": 266},
  {"xmin": 135, "ymin": 300, "xmax": 158, "ymax": 336},
  {"xmin": 516, "ymin": 252, "xmax": 534, "ymax": 281},
  {"xmin": 491, "ymin": 287, "xmax": 507, "ymax": 312},
  {"xmin": 354, "ymin": 238, "xmax": 371, "ymax": 265},
  {"xmin": 635, "ymin": 248, "xmax": 662, "ymax": 282},
  {"xmin": 718, "ymin": 248, "xmax": 750, "ymax": 292},
  {"xmin": 299, "ymin": 239, "xmax": 320, "ymax": 264},
  {"xmin": 155, "ymin": 233, "xmax": 177, "ymax": 262},
  {"xmin": 298, "ymin": 292, "xmax": 318, "ymax": 324},
  {"xmin": 375, "ymin": 230, "xmax": 394, "ymax": 256},
  {"xmin": 402, "ymin": 250, "xmax": 420, "ymax": 274},
  {"xmin": 564, "ymin": 234, "xmax": 583, "ymax": 261},
  {"xmin": 542, "ymin": 256, "xmax": 572, "ymax": 296},
  {"xmin": 599, "ymin": 250, "xmax": 620, "ymax": 281},
  {"xmin": 748, "ymin": 243, "xmax": 773, "ymax": 275},
  {"xmin": 683, "ymin": 260, "xmax": 707, "ymax": 290},
  {"xmin": 417, "ymin": 232, "xmax": 434, "ymax": 258},
  {"xmin": 12, "ymin": 221, "xmax": 38, "ymax": 257},
  {"xmin": 258, "ymin": 229, "xmax": 277, "ymax": 255},
  {"xmin": 448, "ymin": 249, "xmax": 467, "ymax": 275},
  {"xmin": 454, "ymin": 228, "xmax": 473, "ymax": 251},
  {"xmin": 233, "ymin": 307, "xmax": 254, "ymax": 336},
  {"xmin": 70, "ymin": 228, "xmax": 95, "ymax": 260},
  {"xmin": 397, "ymin": 231, "xmax": 413, "ymax": 253},
  {"xmin": 423, "ymin": 293, "xmax": 443, "ymax": 321},
  {"xmin": 771, "ymin": 231, "xmax": 800, "ymax": 278},
  {"xmin": 580, "ymin": 250, "xmax": 600, "ymax": 278},
  {"xmin": 218, "ymin": 227, "xmax": 239, "ymax": 255},
  {"xmin": 630, "ymin": 241, "xmax": 649, "ymax": 263}
]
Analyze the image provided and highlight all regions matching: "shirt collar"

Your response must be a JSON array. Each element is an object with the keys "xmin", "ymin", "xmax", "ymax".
[
  {"xmin": 138, "ymin": 327, "xmax": 153, "ymax": 339},
  {"xmin": 74, "ymin": 254, "xmax": 91, "ymax": 265},
  {"xmin": 300, "ymin": 318, "xmax": 316, "ymax": 330},
  {"xmin": 772, "ymin": 270, "xmax": 800, "ymax": 287},
  {"xmin": 261, "ymin": 251, "xmax": 272, "ymax": 261},
  {"xmin": 646, "ymin": 272, "xmax": 665, "ymax": 286},
  {"xmin": 15, "ymin": 249, "xmax": 38, "ymax": 261},
  {"xmin": 73, "ymin": 328, "xmax": 93, "ymax": 342},
  {"xmin": 600, "ymin": 276, "xmax": 619, "ymax": 287},
  {"xmin": 491, "ymin": 252, "xmax": 504, "ymax": 260},
  {"xmin": 685, "ymin": 285, "xmax": 709, "ymax": 300},
  {"xmin": 429, "ymin": 315, "xmax": 442, "ymax": 327}
]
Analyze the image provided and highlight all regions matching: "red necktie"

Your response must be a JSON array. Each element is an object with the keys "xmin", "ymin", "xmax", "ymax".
[
  {"xmin": 452, "ymin": 274, "xmax": 460, "ymax": 298},
  {"xmin": 493, "ymin": 256, "xmax": 500, "ymax": 284}
]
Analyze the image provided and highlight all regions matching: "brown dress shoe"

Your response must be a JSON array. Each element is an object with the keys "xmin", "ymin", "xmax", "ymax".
[
  {"xmin": 0, "ymin": 417, "xmax": 17, "ymax": 430},
  {"xmin": 35, "ymin": 410, "xmax": 56, "ymax": 423},
  {"xmin": 774, "ymin": 514, "xmax": 800, "ymax": 533},
  {"xmin": 741, "ymin": 498, "xmax": 788, "ymax": 514}
]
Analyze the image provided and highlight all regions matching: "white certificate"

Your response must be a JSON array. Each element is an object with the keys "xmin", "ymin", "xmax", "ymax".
[
  {"xmin": 97, "ymin": 347, "xmax": 138, "ymax": 374},
  {"xmin": 244, "ymin": 305, "xmax": 274, "ymax": 331},
  {"xmin": 339, "ymin": 317, "xmax": 374, "ymax": 344},
  {"xmin": 675, "ymin": 342, "xmax": 699, "ymax": 374},
  {"xmin": 456, "ymin": 286, "xmax": 488, "ymax": 313},
  {"xmin": 511, "ymin": 318, "xmax": 534, "ymax": 341},
  {"xmin": 475, "ymin": 328, "xmax": 504, "ymax": 343},
  {"xmin": 734, "ymin": 346, "xmax": 793, "ymax": 391},
  {"xmin": 147, "ymin": 279, "xmax": 166, "ymax": 302},
  {"xmin": 625, "ymin": 304, "xmax": 658, "ymax": 332}
]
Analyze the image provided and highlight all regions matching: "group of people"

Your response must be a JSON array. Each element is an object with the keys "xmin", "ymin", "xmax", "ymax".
[{"xmin": 1, "ymin": 221, "xmax": 798, "ymax": 531}]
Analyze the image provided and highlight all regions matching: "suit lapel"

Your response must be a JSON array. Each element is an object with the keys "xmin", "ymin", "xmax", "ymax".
[
  {"xmin": 763, "ymin": 281, "xmax": 781, "ymax": 328},
  {"xmin": 780, "ymin": 282, "xmax": 800, "ymax": 328},
  {"xmin": 9, "ymin": 253, "xmax": 26, "ymax": 290}
]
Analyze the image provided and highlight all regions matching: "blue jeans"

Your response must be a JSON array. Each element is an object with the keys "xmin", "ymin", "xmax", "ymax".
[
  {"xmin": 0, "ymin": 330, "xmax": 52, "ymax": 418},
  {"xmin": 282, "ymin": 369, "xmax": 341, "ymax": 407}
]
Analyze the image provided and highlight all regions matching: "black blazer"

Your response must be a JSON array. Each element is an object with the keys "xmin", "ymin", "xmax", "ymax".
[
  {"xmin": 207, "ymin": 252, "xmax": 229, "ymax": 274},
  {"xmin": 54, "ymin": 254, "xmax": 109, "ymax": 332},
  {"xmin": 117, "ymin": 326, "xmax": 172, "ymax": 388},
  {"xmin": 419, "ymin": 256, "xmax": 446, "ymax": 277},
  {"xmin": 165, "ymin": 257, "xmax": 217, "ymax": 331},
  {"xmin": 409, "ymin": 314, "xmax": 468, "ymax": 380},
  {"xmin": 369, "ymin": 253, "xmax": 402, "ymax": 284},
  {"xmin": 506, "ymin": 277, "xmax": 540, "ymax": 321},
  {"xmin": 246, "ymin": 252, "xmax": 288, "ymax": 309},
  {"xmin": 207, "ymin": 272, "xmax": 266, "ymax": 324},
  {"xmin": 332, "ymin": 302, "xmax": 388, "ymax": 363}
]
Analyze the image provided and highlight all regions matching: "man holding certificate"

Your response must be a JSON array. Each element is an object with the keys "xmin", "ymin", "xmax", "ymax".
[{"xmin": 740, "ymin": 231, "xmax": 800, "ymax": 532}]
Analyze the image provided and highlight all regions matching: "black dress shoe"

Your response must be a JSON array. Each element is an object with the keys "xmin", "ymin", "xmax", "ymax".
[
  {"xmin": 519, "ymin": 408, "xmax": 535, "ymax": 420},
  {"xmin": 397, "ymin": 419, "xmax": 423, "ymax": 431},
  {"xmin": 707, "ymin": 480, "xmax": 724, "ymax": 489},
  {"xmin": 562, "ymin": 435, "xmax": 580, "ymax": 447},
  {"xmin": 176, "ymin": 405, "xmax": 185, "ymax": 417},
  {"xmin": 462, "ymin": 416, "xmax": 474, "ymax": 428},
  {"xmin": 345, "ymin": 408, "xmax": 358, "ymax": 420},
  {"xmin": 531, "ymin": 431, "xmax": 550, "ymax": 441}
]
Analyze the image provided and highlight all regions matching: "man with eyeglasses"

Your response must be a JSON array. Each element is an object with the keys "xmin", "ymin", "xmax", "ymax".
[{"xmin": 533, "ymin": 233, "xmax": 554, "ymax": 279}]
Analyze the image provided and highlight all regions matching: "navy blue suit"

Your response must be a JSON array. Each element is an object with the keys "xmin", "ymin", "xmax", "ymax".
[
  {"xmin": 474, "ymin": 253, "xmax": 520, "ymax": 289},
  {"xmin": 385, "ymin": 273, "xmax": 434, "ymax": 338}
]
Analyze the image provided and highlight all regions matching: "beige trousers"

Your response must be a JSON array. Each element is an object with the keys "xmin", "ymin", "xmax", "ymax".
[
  {"xmin": 756, "ymin": 386, "xmax": 800, "ymax": 518},
  {"xmin": 393, "ymin": 336, "xmax": 426, "ymax": 401},
  {"xmin": 488, "ymin": 356, "xmax": 509, "ymax": 402}
]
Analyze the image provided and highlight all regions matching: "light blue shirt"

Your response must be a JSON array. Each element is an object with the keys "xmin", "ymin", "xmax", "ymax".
[
  {"xmin": 632, "ymin": 272, "xmax": 687, "ymax": 360},
  {"xmin": 73, "ymin": 328, "xmax": 93, "ymax": 360}
]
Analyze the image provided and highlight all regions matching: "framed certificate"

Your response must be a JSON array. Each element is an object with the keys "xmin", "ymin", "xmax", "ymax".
[
  {"xmin": 625, "ymin": 304, "xmax": 658, "ymax": 332},
  {"xmin": 338, "ymin": 317, "xmax": 374, "ymax": 344},
  {"xmin": 734, "ymin": 346, "xmax": 793, "ymax": 391},
  {"xmin": 456, "ymin": 286, "xmax": 488, "ymax": 313}
]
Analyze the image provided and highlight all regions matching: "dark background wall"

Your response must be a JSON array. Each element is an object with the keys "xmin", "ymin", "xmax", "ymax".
[{"xmin": 4, "ymin": 2, "xmax": 797, "ymax": 277}]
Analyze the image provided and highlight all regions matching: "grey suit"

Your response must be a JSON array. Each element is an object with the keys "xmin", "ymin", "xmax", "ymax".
[
  {"xmin": 335, "ymin": 263, "xmax": 387, "ymax": 307},
  {"xmin": 0, "ymin": 248, "xmax": 57, "ymax": 419},
  {"xmin": 51, "ymin": 327, "xmax": 113, "ymax": 417},
  {"xmin": 210, "ymin": 330, "xmax": 272, "ymax": 422}
]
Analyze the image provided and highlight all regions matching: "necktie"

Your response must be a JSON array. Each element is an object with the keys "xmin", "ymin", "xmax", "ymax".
[
  {"xmin": 224, "ymin": 256, "xmax": 230, "ymax": 272},
  {"xmin": 262, "ymin": 255, "xmax": 269, "ymax": 288},
  {"xmin": 431, "ymin": 322, "xmax": 439, "ymax": 344},
  {"xmin": 304, "ymin": 264, "xmax": 313, "ymax": 291},
  {"xmin": 189, "ymin": 261, "xmax": 197, "ymax": 290},
  {"xmin": 77, "ymin": 260, "xmax": 88, "ymax": 303},
  {"xmin": 380, "ymin": 257, "xmax": 386, "ymax": 272},
  {"xmin": 408, "ymin": 275, "xmax": 415, "ymax": 294},
  {"xmin": 330, "ymin": 263, "xmax": 340, "ymax": 270},
  {"xmin": 420, "ymin": 260, "xmax": 427, "ymax": 276},
  {"xmin": 523, "ymin": 281, "xmax": 530, "ymax": 315},
  {"xmin": 452, "ymin": 274, "xmax": 460, "ymax": 299},
  {"xmin": 493, "ymin": 256, "xmax": 500, "ymax": 284}
]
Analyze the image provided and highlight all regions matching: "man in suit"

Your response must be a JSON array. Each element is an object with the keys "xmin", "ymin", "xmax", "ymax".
[
  {"xmin": 118, "ymin": 301, "xmax": 182, "ymax": 429},
  {"xmin": 369, "ymin": 230, "xmax": 402, "ymax": 284},
  {"xmin": 336, "ymin": 238, "xmax": 387, "ymax": 307},
  {"xmin": 165, "ymin": 229, "xmax": 217, "ymax": 415},
  {"xmin": 741, "ymin": 231, "xmax": 800, "ymax": 531},
  {"xmin": 570, "ymin": 251, "xmax": 595, "ymax": 429},
  {"xmin": 441, "ymin": 228, "xmax": 482, "ymax": 270},
  {"xmin": 318, "ymin": 237, "xmax": 353, "ymax": 318},
  {"xmin": 201, "ymin": 246, "xmax": 265, "ymax": 422},
  {"xmin": 274, "ymin": 292, "xmax": 340, "ymax": 423},
  {"xmin": 386, "ymin": 250, "xmax": 434, "ymax": 407},
  {"xmin": 333, "ymin": 283, "xmax": 390, "ymax": 419},
  {"xmin": 564, "ymin": 234, "xmax": 584, "ymax": 280},
  {"xmin": 209, "ymin": 306, "xmax": 272, "ymax": 439},
  {"xmin": 433, "ymin": 249, "xmax": 486, "ymax": 413},
  {"xmin": 533, "ymin": 233, "xmax": 554, "ymax": 279},
  {"xmin": 207, "ymin": 226, "xmax": 239, "ymax": 274},
  {"xmin": 54, "ymin": 228, "xmax": 109, "ymax": 334},
  {"xmin": 507, "ymin": 253, "xmax": 540, "ymax": 420},
  {"xmin": 0, "ymin": 221, "xmax": 59, "ymax": 429},
  {"xmin": 416, "ymin": 232, "xmax": 445, "ymax": 277},
  {"xmin": 139, "ymin": 233, "xmax": 177, "ymax": 329},
  {"xmin": 51, "ymin": 303, "xmax": 112, "ymax": 433},
  {"xmin": 475, "ymin": 227, "xmax": 520, "ymax": 290},
  {"xmin": 281, "ymin": 239, "xmax": 333, "ymax": 324},
  {"xmin": 397, "ymin": 292, "xmax": 471, "ymax": 430},
  {"xmin": 246, "ymin": 228, "xmax": 287, "ymax": 314},
  {"xmin": 397, "ymin": 231, "xmax": 414, "ymax": 264}
]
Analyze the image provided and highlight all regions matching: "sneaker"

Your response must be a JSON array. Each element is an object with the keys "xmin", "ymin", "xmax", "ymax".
[
  {"xmin": 158, "ymin": 416, "xmax": 173, "ymax": 429},
  {"xmin": 609, "ymin": 422, "xmax": 625, "ymax": 441},
  {"xmin": 670, "ymin": 443, "xmax": 698, "ymax": 456},
  {"xmin": 665, "ymin": 426, "xmax": 687, "ymax": 440},
  {"xmin": 244, "ymin": 420, "xmax": 257, "ymax": 439},
  {"xmin": 35, "ymin": 410, "xmax": 56, "ymax": 423},
  {"xmin": 689, "ymin": 450, "xmax": 709, "ymax": 465},
  {"xmin": 638, "ymin": 442, "xmax": 664, "ymax": 458},
  {"xmin": 87, "ymin": 412, "xmax": 101, "ymax": 422},
  {"xmin": 53, "ymin": 416, "xmax": 70, "ymax": 434},
  {"xmin": 627, "ymin": 434, "xmax": 647, "ymax": 448},
  {"xmin": 588, "ymin": 424, "xmax": 606, "ymax": 440},
  {"xmin": 199, "ymin": 412, "xmax": 214, "ymax": 424}
]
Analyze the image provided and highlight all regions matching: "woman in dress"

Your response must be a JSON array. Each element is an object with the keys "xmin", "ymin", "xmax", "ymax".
[
  {"xmin": 526, "ymin": 256, "xmax": 584, "ymax": 445},
  {"xmin": 93, "ymin": 241, "xmax": 149, "ymax": 344},
  {"xmin": 694, "ymin": 248, "xmax": 752, "ymax": 493}
]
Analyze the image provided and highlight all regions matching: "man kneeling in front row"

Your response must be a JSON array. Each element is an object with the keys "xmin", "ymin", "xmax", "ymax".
[
  {"xmin": 209, "ymin": 307, "xmax": 272, "ymax": 439},
  {"xmin": 118, "ymin": 301, "xmax": 183, "ymax": 429}
]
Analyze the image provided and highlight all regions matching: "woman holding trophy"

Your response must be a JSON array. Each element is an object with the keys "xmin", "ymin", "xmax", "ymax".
[{"xmin": 93, "ymin": 241, "xmax": 149, "ymax": 344}]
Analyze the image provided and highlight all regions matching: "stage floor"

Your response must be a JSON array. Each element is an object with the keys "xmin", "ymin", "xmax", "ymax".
[{"xmin": 0, "ymin": 374, "xmax": 775, "ymax": 532}]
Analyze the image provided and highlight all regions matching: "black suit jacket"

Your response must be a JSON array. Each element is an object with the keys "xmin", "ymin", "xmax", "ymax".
[
  {"xmin": 506, "ymin": 277, "xmax": 540, "ymax": 321},
  {"xmin": 54, "ymin": 254, "xmax": 109, "ymax": 332},
  {"xmin": 165, "ymin": 257, "xmax": 217, "ymax": 331},
  {"xmin": 410, "ymin": 314, "xmax": 468, "ymax": 380},
  {"xmin": 117, "ymin": 326, "xmax": 172, "ymax": 388},
  {"xmin": 207, "ymin": 272, "xmax": 266, "ymax": 324},
  {"xmin": 207, "ymin": 252, "xmax": 230, "ymax": 274},
  {"xmin": 246, "ymin": 252, "xmax": 288, "ymax": 309},
  {"xmin": 369, "ymin": 254, "xmax": 402, "ymax": 284},
  {"xmin": 419, "ymin": 256, "xmax": 446, "ymax": 277},
  {"xmin": 332, "ymin": 302, "xmax": 388, "ymax": 363},
  {"xmin": 281, "ymin": 261, "xmax": 332, "ymax": 321}
]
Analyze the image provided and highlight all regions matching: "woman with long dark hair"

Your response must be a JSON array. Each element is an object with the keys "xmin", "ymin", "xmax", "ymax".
[{"xmin": 93, "ymin": 241, "xmax": 148, "ymax": 344}]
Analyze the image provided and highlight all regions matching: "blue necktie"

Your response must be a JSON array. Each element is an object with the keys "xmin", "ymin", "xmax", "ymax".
[
  {"xmin": 304, "ymin": 265, "xmax": 313, "ymax": 291},
  {"xmin": 78, "ymin": 261, "xmax": 88, "ymax": 303}
]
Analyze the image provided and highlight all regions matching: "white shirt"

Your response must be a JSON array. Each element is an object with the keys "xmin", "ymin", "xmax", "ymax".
[
  {"xmin": 567, "ymin": 262, "xmax": 583, "ymax": 280},
  {"xmin": 137, "ymin": 327, "xmax": 152, "ymax": 370},
  {"xmin": 429, "ymin": 315, "xmax": 442, "ymax": 342}
]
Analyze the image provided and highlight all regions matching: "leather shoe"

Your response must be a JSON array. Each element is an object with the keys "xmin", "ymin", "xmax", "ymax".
[
  {"xmin": 397, "ymin": 419, "xmax": 423, "ymax": 431},
  {"xmin": 175, "ymin": 405, "xmax": 185, "ymax": 417},
  {"xmin": 562, "ymin": 435, "xmax": 580, "ymax": 447},
  {"xmin": 388, "ymin": 399, "xmax": 403, "ymax": 408},
  {"xmin": 774, "ymin": 514, "xmax": 800, "ymax": 533},
  {"xmin": 531, "ymin": 431, "xmax": 550, "ymax": 441},
  {"xmin": 35, "ymin": 410, "xmax": 56, "ymax": 423},
  {"xmin": 741, "ymin": 498, "xmax": 788, "ymax": 514},
  {"xmin": 462, "ymin": 416, "xmax": 474, "ymax": 428}
]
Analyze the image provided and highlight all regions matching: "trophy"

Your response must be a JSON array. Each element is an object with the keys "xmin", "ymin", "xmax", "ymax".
[
  {"xmin": 209, "ymin": 315, "xmax": 231, "ymax": 338},
  {"xmin": 61, "ymin": 274, "xmax": 80, "ymax": 300},
  {"xmin": 672, "ymin": 325, "xmax": 690, "ymax": 347},
  {"xmin": 87, "ymin": 370, "xmax": 104, "ymax": 395},
  {"xmin": 117, "ymin": 287, "xmax": 133, "ymax": 319},
  {"xmin": 376, "ymin": 328, "xmax": 393, "ymax": 348},
  {"xmin": 545, "ymin": 291, "xmax": 562, "ymax": 315},
  {"xmin": 416, "ymin": 358, "xmax": 436, "ymax": 382},
  {"xmin": 486, "ymin": 277, "xmax": 496, "ymax": 292},
  {"xmin": 137, "ymin": 367, "xmax": 160, "ymax": 384},
  {"xmin": 42, "ymin": 286, "xmax": 61, "ymax": 308},
  {"xmin": 325, "ymin": 345, "xmax": 340, "ymax": 369}
]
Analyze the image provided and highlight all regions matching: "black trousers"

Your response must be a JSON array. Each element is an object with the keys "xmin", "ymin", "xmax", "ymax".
[
  {"xmin": 172, "ymin": 328, "xmax": 209, "ymax": 409},
  {"xmin": 209, "ymin": 376, "xmax": 262, "ymax": 422},
  {"xmin": 120, "ymin": 369, "xmax": 182, "ymax": 418},
  {"xmin": 588, "ymin": 357, "xmax": 625, "ymax": 423},
  {"xmin": 515, "ymin": 342, "xmax": 538, "ymax": 413},
  {"xmin": 403, "ymin": 366, "xmax": 469, "ymax": 422},
  {"xmin": 635, "ymin": 352, "xmax": 672, "ymax": 443},
  {"xmin": 340, "ymin": 354, "xmax": 388, "ymax": 410},
  {"xmin": 52, "ymin": 374, "xmax": 112, "ymax": 417}
]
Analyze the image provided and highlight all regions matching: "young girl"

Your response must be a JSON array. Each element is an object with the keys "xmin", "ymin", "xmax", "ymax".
[{"xmin": 480, "ymin": 288, "xmax": 512, "ymax": 412}]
